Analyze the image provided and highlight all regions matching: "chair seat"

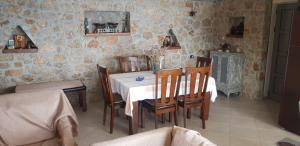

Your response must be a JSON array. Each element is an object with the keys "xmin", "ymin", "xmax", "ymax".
[
  {"xmin": 112, "ymin": 93, "xmax": 125, "ymax": 105},
  {"xmin": 177, "ymin": 95, "xmax": 203, "ymax": 107},
  {"xmin": 142, "ymin": 99, "xmax": 176, "ymax": 111}
]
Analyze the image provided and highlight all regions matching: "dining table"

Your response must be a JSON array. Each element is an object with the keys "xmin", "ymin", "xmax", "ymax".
[{"xmin": 110, "ymin": 71, "xmax": 218, "ymax": 134}]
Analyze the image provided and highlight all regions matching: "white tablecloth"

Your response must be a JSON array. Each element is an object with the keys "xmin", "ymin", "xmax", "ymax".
[{"xmin": 110, "ymin": 71, "xmax": 218, "ymax": 117}]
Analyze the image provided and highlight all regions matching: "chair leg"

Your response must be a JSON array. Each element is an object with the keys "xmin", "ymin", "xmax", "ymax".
[
  {"xmin": 174, "ymin": 110, "xmax": 178, "ymax": 126},
  {"xmin": 161, "ymin": 113, "xmax": 165, "ymax": 124},
  {"xmin": 110, "ymin": 107, "xmax": 115, "ymax": 134},
  {"xmin": 187, "ymin": 108, "xmax": 191, "ymax": 119},
  {"xmin": 103, "ymin": 103, "xmax": 107, "ymax": 125},
  {"xmin": 169, "ymin": 112, "xmax": 172, "ymax": 123},
  {"xmin": 183, "ymin": 108, "xmax": 187, "ymax": 128},
  {"xmin": 201, "ymin": 106, "xmax": 206, "ymax": 129},
  {"xmin": 155, "ymin": 114, "xmax": 158, "ymax": 129},
  {"xmin": 202, "ymin": 118, "xmax": 206, "ymax": 129},
  {"xmin": 79, "ymin": 90, "xmax": 87, "ymax": 112},
  {"xmin": 115, "ymin": 109, "xmax": 119, "ymax": 117}
]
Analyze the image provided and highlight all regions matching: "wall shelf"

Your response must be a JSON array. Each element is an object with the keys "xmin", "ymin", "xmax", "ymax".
[
  {"xmin": 85, "ymin": 32, "xmax": 131, "ymax": 37},
  {"xmin": 166, "ymin": 46, "xmax": 181, "ymax": 50},
  {"xmin": 2, "ymin": 48, "xmax": 38, "ymax": 53},
  {"xmin": 2, "ymin": 25, "xmax": 38, "ymax": 53}
]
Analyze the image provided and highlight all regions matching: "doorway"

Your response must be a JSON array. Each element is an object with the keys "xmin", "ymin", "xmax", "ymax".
[{"xmin": 268, "ymin": 4, "xmax": 297, "ymax": 101}]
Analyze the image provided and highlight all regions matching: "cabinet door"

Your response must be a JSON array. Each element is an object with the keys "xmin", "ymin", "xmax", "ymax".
[
  {"xmin": 211, "ymin": 55, "xmax": 219, "ymax": 80},
  {"xmin": 291, "ymin": 11, "xmax": 300, "ymax": 47},
  {"xmin": 220, "ymin": 57, "xmax": 229, "ymax": 84}
]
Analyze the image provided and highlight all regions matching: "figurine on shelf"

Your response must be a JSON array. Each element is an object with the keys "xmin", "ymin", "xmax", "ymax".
[
  {"xmin": 84, "ymin": 17, "xmax": 89, "ymax": 34},
  {"xmin": 162, "ymin": 25, "xmax": 181, "ymax": 49},
  {"xmin": 26, "ymin": 41, "xmax": 36, "ymax": 49},
  {"xmin": 7, "ymin": 39, "xmax": 14, "ymax": 49},
  {"xmin": 14, "ymin": 35, "xmax": 26, "ymax": 49},
  {"xmin": 220, "ymin": 43, "xmax": 232, "ymax": 52},
  {"xmin": 162, "ymin": 36, "xmax": 171, "ymax": 47},
  {"xmin": 168, "ymin": 25, "xmax": 180, "ymax": 47}
]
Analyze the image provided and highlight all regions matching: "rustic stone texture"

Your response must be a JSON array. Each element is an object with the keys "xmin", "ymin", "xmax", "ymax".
[
  {"xmin": 143, "ymin": 32, "xmax": 153, "ymax": 40},
  {"xmin": 87, "ymin": 40, "xmax": 100, "ymax": 48},
  {"xmin": 0, "ymin": 55, "xmax": 13, "ymax": 61},
  {"xmin": 22, "ymin": 75, "xmax": 34, "ymax": 82},
  {"xmin": 54, "ymin": 55, "xmax": 65, "ymax": 62},
  {"xmin": 214, "ymin": 0, "xmax": 271, "ymax": 99},
  {"xmin": 0, "ymin": 63, "xmax": 9, "ymax": 69},
  {"xmin": 106, "ymin": 36, "xmax": 118, "ymax": 45},
  {"xmin": 5, "ymin": 70, "xmax": 22, "ymax": 77},
  {"xmin": 14, "ymin": 62, "xmax": 22, "ymax": 67},
  {"xmin": 0, "ymin": 0, "xmax": 271, "ymax": 100},
  {"xmin": 25, "ymin": 19, "xmax": 35, "ymax": 24}
]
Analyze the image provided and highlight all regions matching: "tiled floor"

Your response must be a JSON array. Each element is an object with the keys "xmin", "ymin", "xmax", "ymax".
[{"xmin": 73, "ymin": 95, "xmax": 300, "ymax": 146}]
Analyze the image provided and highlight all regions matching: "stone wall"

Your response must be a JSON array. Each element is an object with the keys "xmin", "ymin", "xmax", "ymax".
[
  {"xmin": 214, "ymin": 0, "xmax": 272, "ymax": 98},
  {"xmin": 0, "ymin": 0, "xmax": 271, "ymax": 100}
]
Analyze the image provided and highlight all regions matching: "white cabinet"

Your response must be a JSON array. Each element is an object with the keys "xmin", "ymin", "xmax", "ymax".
[{"xmin": 210, "ymin": 51, "xmax": 244, "ymax": 98}]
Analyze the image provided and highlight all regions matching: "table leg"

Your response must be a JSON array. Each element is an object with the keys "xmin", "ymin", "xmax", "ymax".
[
  {"xmin": 201, "ymin": 92, "xmax": 211, "ymax": 121},
  {"xmin": 187, "ymin": 108, "xmax": 191, "ymax": 119},
  {"xmin": 129, "ymin": 101, "xmax": 139, "ymax": 135},
  {"xmin": 79, "ymin": 90, "xmax": 87, "ymax": 112}
]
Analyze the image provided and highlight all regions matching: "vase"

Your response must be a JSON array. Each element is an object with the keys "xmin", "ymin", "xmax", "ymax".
[
  {"xmin": 152, "ymin": 63, "xmax": 159, "ymax": 74},
  {"xmin": 152, "ymin": 56, "xmax": 165, "ymax": 74}
]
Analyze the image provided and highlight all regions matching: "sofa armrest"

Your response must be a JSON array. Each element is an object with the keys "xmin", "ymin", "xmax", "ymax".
[{"xmin": 91, "ymin": 127, "xmax": 172, "ymax": 146}]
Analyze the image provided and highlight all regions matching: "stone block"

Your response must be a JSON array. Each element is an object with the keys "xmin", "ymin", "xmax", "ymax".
[
  {"xmin": 0, "ymin": 63, "xmax": 9, "ymax": 69},
  {"xmin": 54, "ymin": 55, "xmax": 65, "ymax": 62},
  {"xmin": 0, "ymin": 55, "xmax": 13, "ymax": 61},
  {"xmin": 15, "ymin": 62, "xmax": 22, "ymax": 68},
  {"xmin": 143, "ymin": 32, "xmax": 153, "ymax": 40},
  {"xmin": 87, "ymin": 40, "xmax": 100, "ymax": 48},
  {"xmin": 106, "ymin": 36, "xmax": 118, "ymax": 45},
  {"xmin": 22, "ymin": 75, "xmax": 34, "ymax": 82},
  {"xmin": 5, "ymin": 69, "xmax": 22, "ymax": 77}
]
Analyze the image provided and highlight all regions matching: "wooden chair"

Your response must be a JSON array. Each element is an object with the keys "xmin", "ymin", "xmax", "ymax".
[
  {"xmin": 187, "ymin": 56, "xmax": 212, "ymax": 118},
  {"xmin": 97, "ymin": 65, "xmax": 126, "ymax": 134},
  {"xmin": 141, "ymin": 69, "xmax": 182, "ymax": 129},
  {"xmin": 117, "ymin": 56, "xmax": 151, "ymax": 73},
  {"xmin": 138, "ymin": 55, "xmax": 151, "ymax": 71},
  {"xmin": 178, "ymin": 66, "xmax": 211, "ymax": 129},
  {"xmin": 196, "ymin": 56, "xmax": 212, "ymax": 67}
]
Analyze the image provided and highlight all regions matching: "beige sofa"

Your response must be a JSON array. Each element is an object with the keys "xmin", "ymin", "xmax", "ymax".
[{"xmin": 91, "ymin": 126, "xmax": 217, "ymax": 146}]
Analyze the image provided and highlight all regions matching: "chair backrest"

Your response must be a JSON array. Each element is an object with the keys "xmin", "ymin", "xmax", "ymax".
[
  {"xmin": 118, "ymin": 56, "xmax": 151, "ymax": 73},
  {"xmin": 138, "ymin": 55, "xmax": 151, "ymax": 71},
  {"xmin": 155, "ymin": 69, "xmax": 182, "ymax": 108},
  {"xmin": 97, "ymin": 65, "xmax": 114, "ymax": 105},
  {"xmin": 118, "ymin": 56, "xmax": 139, "ymax": 73},
  {"xmin": 184, "ymin": 66, "xmax": 210, "ymax": 103},
  {"xmin": 196, "ymin": 57, "xmax": 212, "ymax": 67}
]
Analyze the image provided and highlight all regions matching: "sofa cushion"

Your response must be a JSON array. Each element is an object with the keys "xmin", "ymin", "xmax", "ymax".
[
  {"xmin": 91, "ymin": 127, "xmax": 172, "ymax": 146},
  {"xmin": 171, "ymin": 126, "xmax": 217, "ymax": 146}
]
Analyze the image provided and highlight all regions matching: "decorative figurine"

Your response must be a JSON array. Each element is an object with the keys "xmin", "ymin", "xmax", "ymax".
[
  {"xmin": 84, "ymin": 17, "xmax": 89, "ymax": 34},
  {"xmin": 168, "ymin": 25, "xmax": 180, "ymax": 47},
  {"xmin": 14, "ymin": 35, "xmax": 26, "ymax": 49}
]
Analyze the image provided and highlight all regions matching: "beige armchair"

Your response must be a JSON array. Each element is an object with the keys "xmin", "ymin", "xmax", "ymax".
[{"xmin": 91, "ymin": 126, "xmax": 217, "ymax": 146}]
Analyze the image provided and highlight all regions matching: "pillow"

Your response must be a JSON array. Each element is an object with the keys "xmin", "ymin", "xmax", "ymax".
[{"xmin": 171, "ymin": 126, "xmax": 217, "ymax": 146}]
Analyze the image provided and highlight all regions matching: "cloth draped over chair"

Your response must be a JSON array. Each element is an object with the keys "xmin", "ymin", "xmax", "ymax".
[{"xmin": 0, "ymin": 90, "xmax": 78, "ymax": 146}]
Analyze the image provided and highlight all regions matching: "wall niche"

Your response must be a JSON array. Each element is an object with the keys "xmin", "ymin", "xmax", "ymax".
[
  {"xmin": 227, "ymin": 16, "xmax": 245, "ymax": 38},
  {"xmin": 84, "ymin": 11, "xmax": 130, "ymax": 36},
  {"xmin": 2, "ymin": 25, "xmax": 38, "ymax": 53}
]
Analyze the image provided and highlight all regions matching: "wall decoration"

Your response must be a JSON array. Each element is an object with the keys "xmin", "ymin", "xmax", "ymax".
[
  {"xmin": 162, "ymin": 25, "xmax": 181, "ymax": 49},
  {"xmin": 84, "ymin": 11, "xmax": 130, "ymax": 36},
  {"xmin": 227, "ymin": 17, "xmax": 245, "ymax": 38},
  {"xmin": 2, "ymin": 25, "xmax": 38, "ymax": 53}
]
